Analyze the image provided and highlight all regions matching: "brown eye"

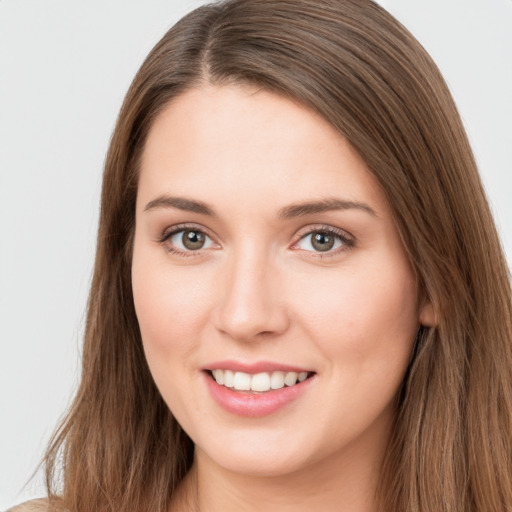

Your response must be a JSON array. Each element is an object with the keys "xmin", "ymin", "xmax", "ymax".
[
  {"xmin": 311, "ymin": 232, "xmax": 335, "ymax": 252},
  {"xmin": 166, "ymin": 228, "xmax": 215, "ymax": 253},
  {"xmin": 295, "ymin": 228, "xmax": 350, "ymax": 254},
  {"xmin": 182, "ymin": 230, "xmax": 206, "ymax": 250}
]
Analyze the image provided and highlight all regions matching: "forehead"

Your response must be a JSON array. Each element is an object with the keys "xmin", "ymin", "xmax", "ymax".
[{"xmin": 137, "ymin": 84, "xmax": 388, "ymax": 217}]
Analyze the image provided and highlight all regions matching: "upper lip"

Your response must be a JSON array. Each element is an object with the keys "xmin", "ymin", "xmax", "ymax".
[{"xmin": 203, "ymin": 360, "xmax": 314, "ymax": 374}]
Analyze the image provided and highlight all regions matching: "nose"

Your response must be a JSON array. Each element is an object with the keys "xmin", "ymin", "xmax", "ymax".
[{"xmin": 213, "ymin": 246, "xmax": 290, "ymax": 342}]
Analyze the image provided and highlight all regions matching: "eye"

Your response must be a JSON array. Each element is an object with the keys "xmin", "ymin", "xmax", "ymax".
[
  {"xmin": 293, "ymin": 228, "xmax": 353, "ymax": 254},
  {"xmin": 162, "ymin": 227, "xmax": 216, "ymax": 253}
]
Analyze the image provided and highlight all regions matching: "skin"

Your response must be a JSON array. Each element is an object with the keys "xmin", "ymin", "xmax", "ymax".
[{"xmin": 132, "ymin": 84, "xmax": 434, "ymax": 512}]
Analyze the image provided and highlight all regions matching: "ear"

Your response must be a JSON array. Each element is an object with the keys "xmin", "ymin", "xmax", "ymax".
[{"xmin": 419, "ymin": 300, "xmax": 436, "ymax": 327}]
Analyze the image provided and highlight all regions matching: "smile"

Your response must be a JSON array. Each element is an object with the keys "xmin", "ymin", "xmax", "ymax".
[
  {"xmin": 210, "ymin": 369, "xmax": 310, "ymax": 392},
  {"xmin": 204, "ymin": 368, "xmax": 316, "ymax": 417}
]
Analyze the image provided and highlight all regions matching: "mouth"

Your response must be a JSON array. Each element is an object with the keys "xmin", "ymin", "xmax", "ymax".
[
  {"xmin": 203, "ymin": 364, "xmax": 316, "ymax": 417},
  {"xmin": 207, "ymin": 369, "xmax": 315, "ymax": 393}
]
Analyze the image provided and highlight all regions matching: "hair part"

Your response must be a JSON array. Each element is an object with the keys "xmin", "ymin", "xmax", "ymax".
[{"xmin": 44, "ymin": 1, "xmax": 512, "ymax": 511}]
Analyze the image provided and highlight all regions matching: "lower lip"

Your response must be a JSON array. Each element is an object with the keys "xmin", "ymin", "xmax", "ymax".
[{"xmin": 203, "ymin": 372, "xmax": 314, "ymax": 417}]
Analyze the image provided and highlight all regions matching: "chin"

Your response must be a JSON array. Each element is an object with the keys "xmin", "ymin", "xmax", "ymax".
[{"xmin": 193, "ymin": 425, "xmax": 316, "ymax": 477}]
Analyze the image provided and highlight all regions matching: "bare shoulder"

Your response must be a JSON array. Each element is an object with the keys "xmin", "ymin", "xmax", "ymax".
[{"xmin": 7, "ymin": 498, "xmax": 51, "ymax": 512}]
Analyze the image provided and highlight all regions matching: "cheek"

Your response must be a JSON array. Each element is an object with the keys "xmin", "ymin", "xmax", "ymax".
[
  {"xmin": 290, "ymin": 256, "xmax": 419, "ymax": 363},
  {"xmin": 131, "ymin": 248, "xmax": 215, "ymax": 419},
  {"xmin": 131, "ymin": 247, "xmax": 210, "ymax": 361}
]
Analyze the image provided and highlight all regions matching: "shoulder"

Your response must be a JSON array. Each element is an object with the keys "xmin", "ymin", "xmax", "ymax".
[{"xmin": 7, "ymin": 498, "xmax": 51, "ymax": 512}]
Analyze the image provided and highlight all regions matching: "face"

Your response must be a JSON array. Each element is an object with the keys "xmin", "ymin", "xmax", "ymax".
[{"xmin": 132, "ymin": 84, "xmax": 433, "ymax": 478}]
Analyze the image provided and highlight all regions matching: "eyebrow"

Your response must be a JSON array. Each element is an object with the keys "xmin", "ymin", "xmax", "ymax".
[
  {"xmin": 278, "ymin": 198, "xmax": 377, "ymax": 218},
  {"xmin": 144, "ymin": 195, "xmax": 377, "ymax": 218},
  {"xmin": 144, "ymin": 196, "xmax": 216, "ymax": 216}
]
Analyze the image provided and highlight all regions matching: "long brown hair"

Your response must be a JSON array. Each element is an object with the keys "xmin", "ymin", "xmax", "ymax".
[{"xmin": 44, "ymin": 1, "xmax": 512, "ymax": 510}]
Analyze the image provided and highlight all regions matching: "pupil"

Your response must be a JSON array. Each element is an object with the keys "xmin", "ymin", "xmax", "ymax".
[
  {"xmin": 312, "ymin": 232, "xmax": 334, "ymax": 252},
  {"xmin": 183, "ymin": 230, "xmax": 205, "ymax": 250}
]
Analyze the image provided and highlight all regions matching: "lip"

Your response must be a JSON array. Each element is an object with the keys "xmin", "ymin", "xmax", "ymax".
[
  {"xmin": 204, "ymin": 360, "xmax": 312, "ymax": 374},
  {"xmin": 202, "ymin": 362, "xmax": 316, "ymax": 418}
]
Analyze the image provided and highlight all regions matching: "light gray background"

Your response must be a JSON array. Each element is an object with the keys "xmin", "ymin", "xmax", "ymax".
[{"xmin": 1, "ymin": 0, "xmax": 511, "ymax": 509}]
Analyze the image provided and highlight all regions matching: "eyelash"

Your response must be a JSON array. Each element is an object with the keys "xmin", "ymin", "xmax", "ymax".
[
  {"xmin": 158, "ymin": 223, "xmax": 217, "ymax": 258},
  {"xmin": 292, "ymin": 225, "xmax": 355, "ymax": 258},
  {"xmin": 158, "ymin": 223, "xmax": 355, "ymax": 258}
]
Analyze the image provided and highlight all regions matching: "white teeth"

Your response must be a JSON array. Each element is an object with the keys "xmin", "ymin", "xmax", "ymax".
[
  {"xmin": 211, "ymin": 369, "xmax": 310, "ymax": 392},
  {"xmin": 233, "ymin": 371, "xmax": 251, "ymax": 390},
  {"xmin": 224, "ymin": 369, "xmax": 234, "ymax": 388},
  {"xmin": 251, "ymin": 372, "xmax": 271, "ymax": 392},
  {"xmin": 270, "ymin": 371, "xmax": 285, "ymax": 389},
  {"xmin": 212, "ymin": 369, "xmax": 224, "ymax": 385},
  {"xmin": 284, "ymin": 371, "xmax": 298, "ymax": 386}
]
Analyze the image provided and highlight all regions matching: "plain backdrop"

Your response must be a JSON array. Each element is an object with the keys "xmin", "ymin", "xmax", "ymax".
[{"xmin": 1, "ymin": 0, "xmax": 511, "ymax": 508}]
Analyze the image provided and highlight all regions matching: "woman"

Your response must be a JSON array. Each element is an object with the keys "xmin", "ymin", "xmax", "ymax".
[{"xmin": 13, "ymin": 0, "xmax": 512, "ymax": 511}]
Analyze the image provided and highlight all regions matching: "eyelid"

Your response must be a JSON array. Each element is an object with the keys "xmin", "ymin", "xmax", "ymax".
[
  {"xmin": 158, "ymin": 223, "xmax": 220, "ymax": 256},
  {"xmin": 290, "ymin": 224, "xmax": 355, "ymax": 256},
  {"xmin": 159, "ymin": 222, "xmax": 216, "ymax": 242},
  {"xmin": 156, "ymin": 222, "xmax": 354, "ymax": 258}
]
